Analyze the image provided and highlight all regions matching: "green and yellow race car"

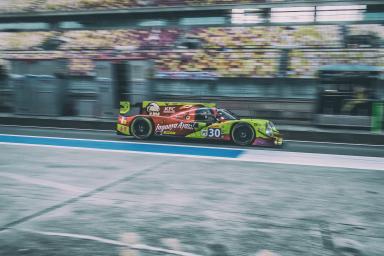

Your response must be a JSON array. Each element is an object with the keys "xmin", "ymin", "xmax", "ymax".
[{"xmin": 117, "ymin": 101, "xmax": 283, "ymax": 146}]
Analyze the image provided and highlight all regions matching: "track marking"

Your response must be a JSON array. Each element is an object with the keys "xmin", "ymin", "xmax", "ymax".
[
  {"xmin": 240, "ymin": 150, "xmax": 384, "ymax": 171},
  {"xmin": 121, "ymin": 232, "xmax": 141, "ymax": 244},
  {"xmin": 0, "ymin": 133, "xmax": 244, "ymax": 151},
  {"xmin": 0, "ymin": 137, "xmax": 384, "ymax": 170},
  {"xmin": 285, "ymin": 139, "xmax": 384, "ymax": 147},
  {"xmin": 121, "ymin": 232, "xmax": 142, "ymax": 256},
  {"xmin": 319, "ymin": 222, "xmax": 336, "ymax": 255},
  {"xmin": 1, "ymin": 134, "xmax": 383, "ymax": 170},
  {"xmin": 0, "ymin": 142, "xmax": 245, "ymax": 166},
  {"xmin": 255, "ymin": 250, "xmax": 281, "ymax": 256},
  {"xmin": 1, "ymin": 139, "xmax": 384, "ymax": 171},
  {"xmin": 12, "ymin": 229, "xmax": 202, "ymax": 256},
  {"xmin": 2, "ymin": 125, "xmax": 383, "ymax": 148},
  {"xmin": 0, "ymin": 134, "xmax": 242, "ymax": 158},
  {"xmin": 161, "ymin": 238, "xmax": 183, "ymax": 251},
  {"xmin": 0, "ymin": 172, "xmax": 87, "ymax": 194},
  {"xmin": 0, "ymin": 162, "xmax": 162, "ymax": 232}
]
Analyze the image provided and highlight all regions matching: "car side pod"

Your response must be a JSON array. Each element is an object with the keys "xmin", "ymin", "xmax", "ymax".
[{"xmin": 116, "ymin": 123, "xmax": 130, "ymax": 136}]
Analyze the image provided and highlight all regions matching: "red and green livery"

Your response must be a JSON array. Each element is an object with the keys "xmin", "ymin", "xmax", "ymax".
[{"xmin": 117, "ymin": 101, "xmax": 283, "ymax": 146}]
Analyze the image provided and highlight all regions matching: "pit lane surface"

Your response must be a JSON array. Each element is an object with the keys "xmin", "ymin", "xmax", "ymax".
[
  {"xmin": 0, "ymin": 125, "xmax": 384, "ymax": 256},
  {"xmin": 0, "ymin": 125, "xmax": 383, "ymax": 158}
]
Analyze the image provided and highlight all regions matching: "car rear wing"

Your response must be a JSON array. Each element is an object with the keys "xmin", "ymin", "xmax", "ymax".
[
  {"xmin": 141, "ymin": 101, "xmax": 216, "ymax": 116},
  {"xmin": 119, "ymin": 101, "xmax": 131, "ymax": 115}
]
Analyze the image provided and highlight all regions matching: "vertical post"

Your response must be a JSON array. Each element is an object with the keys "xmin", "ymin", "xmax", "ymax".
[{"xmin": 371, "ymin": 102, "xmax": 384, "ymax": 132}]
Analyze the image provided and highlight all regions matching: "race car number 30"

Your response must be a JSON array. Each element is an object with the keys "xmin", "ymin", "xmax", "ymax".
[{"xmin": 208, "ymin": 128, "xmax": 221, "ymax": 138}]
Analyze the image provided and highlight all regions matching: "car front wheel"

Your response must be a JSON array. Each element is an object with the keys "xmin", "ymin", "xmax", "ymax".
[{"xmin": 231, "ymin": 123, "xmax": 255, "ymax": 146}]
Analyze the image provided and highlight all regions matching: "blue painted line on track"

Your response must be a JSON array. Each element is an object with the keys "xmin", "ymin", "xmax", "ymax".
[{"xmin": 0, "ymin": 135, "xmax": 244, "ymax": 158}]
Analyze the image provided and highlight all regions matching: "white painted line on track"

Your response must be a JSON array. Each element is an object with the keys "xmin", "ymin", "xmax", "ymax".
[
  {"xmin": 285, "ymin": 139, "xmax": 384, "ymax": 147},
  {"xmin": 0, "ymin": 172, "xmax": 87, "ymax": 194},
  {"xmin": 240, "ymin": 150, "xmax": 384, "ymax": 171},
  {"xmin": 0, "ymin": 133, "xmax": 243, "ymax": 151},
  {"xmin": 0, "ymin": 142, "xmax": 238, "ymax": 162},
  {"xmin": 13, "ymin": 229, "xmax": 202, "ymax": 256},
  {"xmin": 1, "ymin": 141, "xmax": 383, "ymax": 171},
  {"xmin": 1, "ymin": 125, "xmax": 382, "ymax": 147}
]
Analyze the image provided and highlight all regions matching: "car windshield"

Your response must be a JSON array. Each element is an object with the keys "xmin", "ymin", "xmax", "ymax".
[{"xmin": 217, "ymin": 109, "xmax": 239, "ymax": 120}]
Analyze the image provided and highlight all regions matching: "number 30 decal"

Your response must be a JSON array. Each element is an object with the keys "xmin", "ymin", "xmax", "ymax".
[{"xmin": 208, "ymin": 128, "xmax": 221, "ymax": 138}]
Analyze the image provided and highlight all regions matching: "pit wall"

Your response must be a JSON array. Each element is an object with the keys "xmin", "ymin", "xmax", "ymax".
[{"xmin": 1, "ymin": 75, "xmax": 316, "ymax": 122}]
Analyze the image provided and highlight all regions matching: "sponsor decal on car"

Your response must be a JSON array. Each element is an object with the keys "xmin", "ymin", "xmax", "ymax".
[
  {"xmin": 162, "ymin": 131, "xmax": 177, "ymax": 135},
  {"xmin": 155, "ymin": 123, "xmax": 178, "ymax": 132},
  {"xmin": 163, "ymin": 106, "xmax": 176, "ymax": 114},
  {"xmin": 207, "ymin": 128, "xmax": 222, "ymax": 138},
  {"xmin": 200, "ymin": 128, "xmax": 222, "ymax": 138},
  {"xmin": 118, "ymin": 116, "xmax": 126, "ymax": 124},
  {"xmin": 155, "ymin": 122, "xmax": 196, "ymax": 133},
  {"xmin": 146, "ymin": 102, "xmax": 161, "ymax": 116}
]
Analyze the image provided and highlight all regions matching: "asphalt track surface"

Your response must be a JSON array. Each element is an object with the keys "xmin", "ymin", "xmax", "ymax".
[
  {"xmin": 0, "ymin": 125, "xmax": 383, "ymax": 158},
  {"xmin": 0, "ymin": 125, "xmax": 384, "ymax": 256}
]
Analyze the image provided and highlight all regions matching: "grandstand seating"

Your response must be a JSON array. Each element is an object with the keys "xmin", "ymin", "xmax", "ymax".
[
  {"xmin": 188, "ymin": 25, "xmax": 342, "ymax": 49},
  {"xmin": 60, "ymin": 29, "xmax": 180, "ymax": 50},
  {"xmin": 348, "ymin": 24, "xmax": 384, "ymax": 38},
  {"xmin": 0, "ymin": 0, "xmax": 36, "ymax": 13},
  {"xmin": 68, "ymin": 58, "xmax": 95, "ymax": 76},
  {"xmin": 0, "ymin": 0, "xmax": 258, "ymax": 13},
  {"xmin": 155, "ymin": 50, "xmax": 280, "ymax": 77},
  {"xmin": 0, "ymin": 25, "xmax": 345, "ymax": 51},
  {"xmin": 0, "ymin": 24, "xmax": 382, "ymax": 78},
  {"xmin": 0, "ymin": 32, "xmax": 53, "ymax": 50},
  {"xmin": 287, "ymin": 49, "xmax": 383, "ymax": 78},
  {"xmin": 57, "ymin": 26, "xmax": 342, "ymax": 51}
]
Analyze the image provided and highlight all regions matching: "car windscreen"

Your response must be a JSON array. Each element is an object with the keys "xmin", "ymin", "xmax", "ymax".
[{"xmin": 217, "ymin": 109, "xmax": 239, "ymax": 120}]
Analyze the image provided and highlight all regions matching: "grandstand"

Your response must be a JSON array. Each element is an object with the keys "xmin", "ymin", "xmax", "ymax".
[
  {"xmin": 0, "ymin": 24, "xmax": 381, "ymax": 78},
  {"xmin": 0, "ymin": 0, "xmax": 383, "ymax": 120},
  {"xmin": 0, "ymin": 0, "xmax": 259, "ymax": 13}
]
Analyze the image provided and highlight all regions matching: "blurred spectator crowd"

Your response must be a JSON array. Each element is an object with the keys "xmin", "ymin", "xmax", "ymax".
[
  {"xmin": 0, "ymin": 25, "xmax": 345, "ymax": 51},
  {"xmin": 288, "ymin": 49, "xmax": 383, "ymax": 78},
  {"xmin": 0, "ymin": 24, "xmax": 383, "ymax": 78},
  {"xmin": 1, "ymin": 0, "xmax": 260, "ymax": 12},
  {"xmin": 188, "ymin": 26, "xmax": 342, "ymax": 49}
]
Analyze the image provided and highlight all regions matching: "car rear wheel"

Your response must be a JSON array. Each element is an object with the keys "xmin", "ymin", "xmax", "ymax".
[
  {"xmin": 231, "ymin": 123, "xmax": 255, "ymax": 146},
  {"xmin": 131, "ymin": 117, "xmax": 153, "ymax": 139}
]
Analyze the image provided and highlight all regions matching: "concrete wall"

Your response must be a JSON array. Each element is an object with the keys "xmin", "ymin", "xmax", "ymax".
[
  {"xmin": 4, "ymin": 59, "xmax": 318, "ymax": 121},
  {"xmin": 148, "ymin": 78, "xmax": 316, "ymax": 121},
  {"xmin": 152, "ymin": 78, "xmax": 317, "ymax": 99}
]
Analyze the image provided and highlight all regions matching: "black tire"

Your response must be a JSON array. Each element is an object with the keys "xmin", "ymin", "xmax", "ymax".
[
  {"xmin": 130, "ymin": 117, "xmax": 153, "ymax": 140},
  {"xmin": 231, "ymin": 123, "xmax": 255, "ymax": 146}
]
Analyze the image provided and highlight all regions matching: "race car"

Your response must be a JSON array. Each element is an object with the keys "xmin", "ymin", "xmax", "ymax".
[{"xmin": 116, "ymin": 101, "xmax": 283, "ymax": 146}]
